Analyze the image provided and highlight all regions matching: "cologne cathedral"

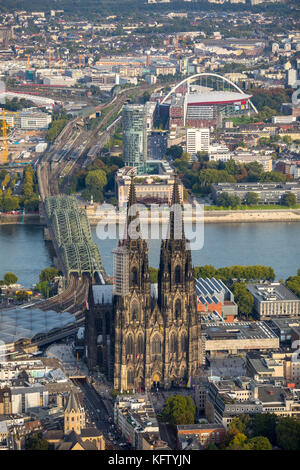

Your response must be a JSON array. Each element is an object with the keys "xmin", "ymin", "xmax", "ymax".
[{"xmin": 85, "ymin": 178, "xmax": 202, "ymax": 391}]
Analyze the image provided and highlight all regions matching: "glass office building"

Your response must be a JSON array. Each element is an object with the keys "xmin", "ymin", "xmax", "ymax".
[{"xmin": 122, "ymin": 104, "xmax": 147, "ymax": 175}]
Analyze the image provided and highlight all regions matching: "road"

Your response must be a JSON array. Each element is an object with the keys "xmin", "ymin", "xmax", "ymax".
[{"xmin": 74, "ymin": 379, "xmax": 126, "ymax": 450}]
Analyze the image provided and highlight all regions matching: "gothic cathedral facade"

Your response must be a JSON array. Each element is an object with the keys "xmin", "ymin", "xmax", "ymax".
[{"xmin": 113, "ymin": 178, "xmax": 201, "ymax": 391}]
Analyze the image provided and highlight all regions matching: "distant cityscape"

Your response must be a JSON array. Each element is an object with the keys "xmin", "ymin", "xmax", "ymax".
[{"xmin": 0, "ymin": 0, "xmax": 299, "ymax": 454}]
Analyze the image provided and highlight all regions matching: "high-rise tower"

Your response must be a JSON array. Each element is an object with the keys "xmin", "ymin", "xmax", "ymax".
[{"xmin": 122, "ymin": 104, "xmax": 147, "ymax": 175}]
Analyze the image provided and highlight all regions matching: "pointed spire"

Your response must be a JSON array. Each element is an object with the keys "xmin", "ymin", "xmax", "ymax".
[
  {"xmin": 127, "ymin": 175, "xmax": 137, "ymax": 210},
  {"xmin": 168, "ymin": 174, "xmax": 184, "ymax": 241},
  {"xmin": 65, "ymin": 389, "xmax": 81, "ymax": 413},
  {"xmin": 125, "ymin": 176, "xmax": 141, "ymax": 243},
  {"xmin": 171, "ymin": 173, "xmax": 181, "ymax": 206}
]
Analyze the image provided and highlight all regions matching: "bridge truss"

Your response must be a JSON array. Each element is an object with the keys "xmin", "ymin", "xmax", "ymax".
[{"xmin": 45, "ymin": 196, "xmax": 105, "ymax": 279}]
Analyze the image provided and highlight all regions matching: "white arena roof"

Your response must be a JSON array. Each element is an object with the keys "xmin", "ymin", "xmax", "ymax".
[{"xmin": 186, "ymin": 91, "xmax": 251, "ymax": 105}]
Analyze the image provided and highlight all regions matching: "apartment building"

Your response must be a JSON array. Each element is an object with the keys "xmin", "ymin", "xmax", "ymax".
[
  {"xmin": 114, "ymin": 395, "xmax": 160, "ymax": 450},
  {"xmin": 186, "ymin": 128, "xmax": 210, "ymax": 155}
]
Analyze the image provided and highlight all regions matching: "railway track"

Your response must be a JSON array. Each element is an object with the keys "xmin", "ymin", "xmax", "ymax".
[{"xmin": 28, "ymin": 274, "xmax": 89, "ymax": 315}]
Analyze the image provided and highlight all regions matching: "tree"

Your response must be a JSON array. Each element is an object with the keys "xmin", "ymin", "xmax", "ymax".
[
  {"xmin": 46, "ymin": 119, "xmax": 68, "ymax": 143},
  {"xmin": 228, "ymin": 432, "xmax": 248, "ymax": 450},
  {"xmin": 194, "ymin": 265, "xmax": 217, "ymax": 279},
  {"xmin": 245, "ymin": 192, "xmax": 259, "ymax": 205},
  {"xmin": 245, "ymin": 161, "xmax": 264, "ymax": 182},
  {"xmin": 205, "ymin": 442, "xmax": 219, "ymax": 450},
  {"xmin": 3, "ymin": 272, "xmax": 18, "ymax": 285},
  {"xmin": 276, "ymin": 417, "xmax": 300, "ymax": 450},
  {"xmin": 251, "ymin": 413, "xmax": 277, "ymax": 445},
  {"xmin": 246, "ymin": 436, "xmax": 272, "ymax": 450},
  {"xmin": 216, "ymin": 192, "xmax": 241, "ymax": 208},
  {"xmin": 149, "ymin": 267, "xmax": 158, "ymax": 283},
  {"xmin": 166, "ymin": 145, "xmax": 183, "ymax": 160},
  {"xmin": 286, "ymin": 274, "xmax": 300, "ymax": 298},
  {"xmin": 25, "ymin": 433, "xmax": 51, "ymax": 450},
  {"xmin": 282, "ymin": 192, "xmax": 297, "ymax": 207},
  {"xmin": 16, "ymin": 290, "xmax": 29, "ymax": 302},
  {"xmin": 85, "ymin": 169, "xmax": 107, "ymax": 190},
  {"xmin": 259, "ymin": 171, "xmax": 287, "ymax": 183},
  {"xmin": 162, "ymin": 395, "xmax": 196, "ymax": 425},
  {"xmin": 181, "ymin": 152, "xmax": 190, "ymax": 163},
  {"xmin": 24, "ymin": 195, "xmax": 40, "ymax": 212},
  {"xmin": 39, "ymin": 267, "xmax": 59, "ymax": 283},
  {"xmin": 232, "ymin": 282, "xmax": 254, "ymax": 317},
  {"xmin": 36, "ymin": 281, "xmax": 51, "ymax": 298},
  {"xmin": 0, "ymin": 195, "xmax": 20, "ymax": 212},
  {"xmin": 227, "ymin": 415, "xmax": 251, "ymax": 438}
]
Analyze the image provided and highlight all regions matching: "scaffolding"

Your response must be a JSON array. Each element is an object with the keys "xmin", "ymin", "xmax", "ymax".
[{"xmin": 113, "ymin": 246, "xmax": 129, "ymax": 296}]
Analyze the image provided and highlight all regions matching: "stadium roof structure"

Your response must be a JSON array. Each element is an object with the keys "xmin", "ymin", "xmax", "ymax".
[
  {"xmin": 186, "ymin": 91, "xmax": 252, "ymax": 106},
  {"xmin": 0, "ymin": 307, "xmax": 75, "ymax": 345}
]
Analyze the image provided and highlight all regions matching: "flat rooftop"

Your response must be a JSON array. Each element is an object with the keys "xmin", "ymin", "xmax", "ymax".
[
  {"xmin": 247, "ymin": 282, "xmax": 300, "ymax": 302},
  {"xmin": 212, "ymin": 182, "xmax": 300, "ymax": 191},
  {"xmin": 202, "ymin": 321, "xmax": 277, "ymax": 341}
]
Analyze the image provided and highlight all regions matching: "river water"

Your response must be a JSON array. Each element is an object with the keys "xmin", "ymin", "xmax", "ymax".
[{"xmin": 0, "ymin": 222, "xmax": 299, "ymax": 287}]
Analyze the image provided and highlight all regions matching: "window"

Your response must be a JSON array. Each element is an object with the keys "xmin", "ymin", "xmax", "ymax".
[
  {"xmin": 131, "ymin": 267, "xmax": 138, "ymax": 286},
  {"xmin": 170, "ymin": 334, "xmax": 177, "ymax": 354},
  {"xmin": 175, "ymin": 265, "xmax": 181, "ymax": 284},
  {"xmin": 152, "ymin": 335, "xmax": 161, "ymax": 354},
  {"xmin": 126, "ymin": 335, "xmax": 134, "ymax": 355},
  {"xmin": 127, "ymin": 369, "xmax": 134, "ymax": 387},
  {"xmin": 137, "ymin": 335, "xmax": 144, "ymax": 355},
  {"xmin": 175, "ymin": 299, "xmax": 181, "ymax": 320},
  {"xmin": 132, "ymin": 301, "xmax": 139, "ymax": 321}
]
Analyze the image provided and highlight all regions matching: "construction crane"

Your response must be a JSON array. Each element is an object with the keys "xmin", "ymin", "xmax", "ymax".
[
  {"xmin": 1, "ymin": 108, "xmax": 10, "ymax": 165},
  {"xmin": 79, "ymin": 55, "xmax": 84, "ymax": 68},
  {"xmin": 25, "ymin": 54, "xmax": 30, "ymax": 70}
]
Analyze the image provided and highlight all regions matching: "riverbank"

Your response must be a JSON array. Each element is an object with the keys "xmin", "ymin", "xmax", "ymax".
[
  {"xmin": 203, "ymin": 209, "xmax": 300, "ymax": 224},
  {"xmin": 1, "ymin": 209, "xmax": 300, "ymax": 226},
  {"xmin": 0, "ymin": 214, "xmax": 42, "ymax": 225},
  {"xmin": 86, "ymin": 207, "xmax": 300, "ymax": 225}
]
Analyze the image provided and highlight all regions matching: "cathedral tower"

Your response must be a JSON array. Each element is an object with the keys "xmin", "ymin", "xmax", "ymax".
[
  {"xmin": 113, "ymin": 178, "xmax": 151, "ymax": 391},
  {"xmin": 157, "ymin": 176, "xmax": 200, "ymax": 388}
]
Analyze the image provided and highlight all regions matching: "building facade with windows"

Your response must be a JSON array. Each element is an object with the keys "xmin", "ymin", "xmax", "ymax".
[{"xmin": 122, "ymin": 105, "xmax": 148, "ymax": 174}]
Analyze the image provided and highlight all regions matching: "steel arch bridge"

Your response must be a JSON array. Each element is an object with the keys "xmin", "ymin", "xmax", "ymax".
[
  {"xmin": 160, "ymin": 72, "xmax": 258, "ymax": 114},
  {"xmin": 45, "ymin": 196, "xmax": 105, "ymax": 279}
]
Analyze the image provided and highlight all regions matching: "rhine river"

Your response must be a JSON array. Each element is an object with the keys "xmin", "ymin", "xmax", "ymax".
[{"xmin": 0, "ymin": 222, "xmax": 299, "ymax": 287}]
